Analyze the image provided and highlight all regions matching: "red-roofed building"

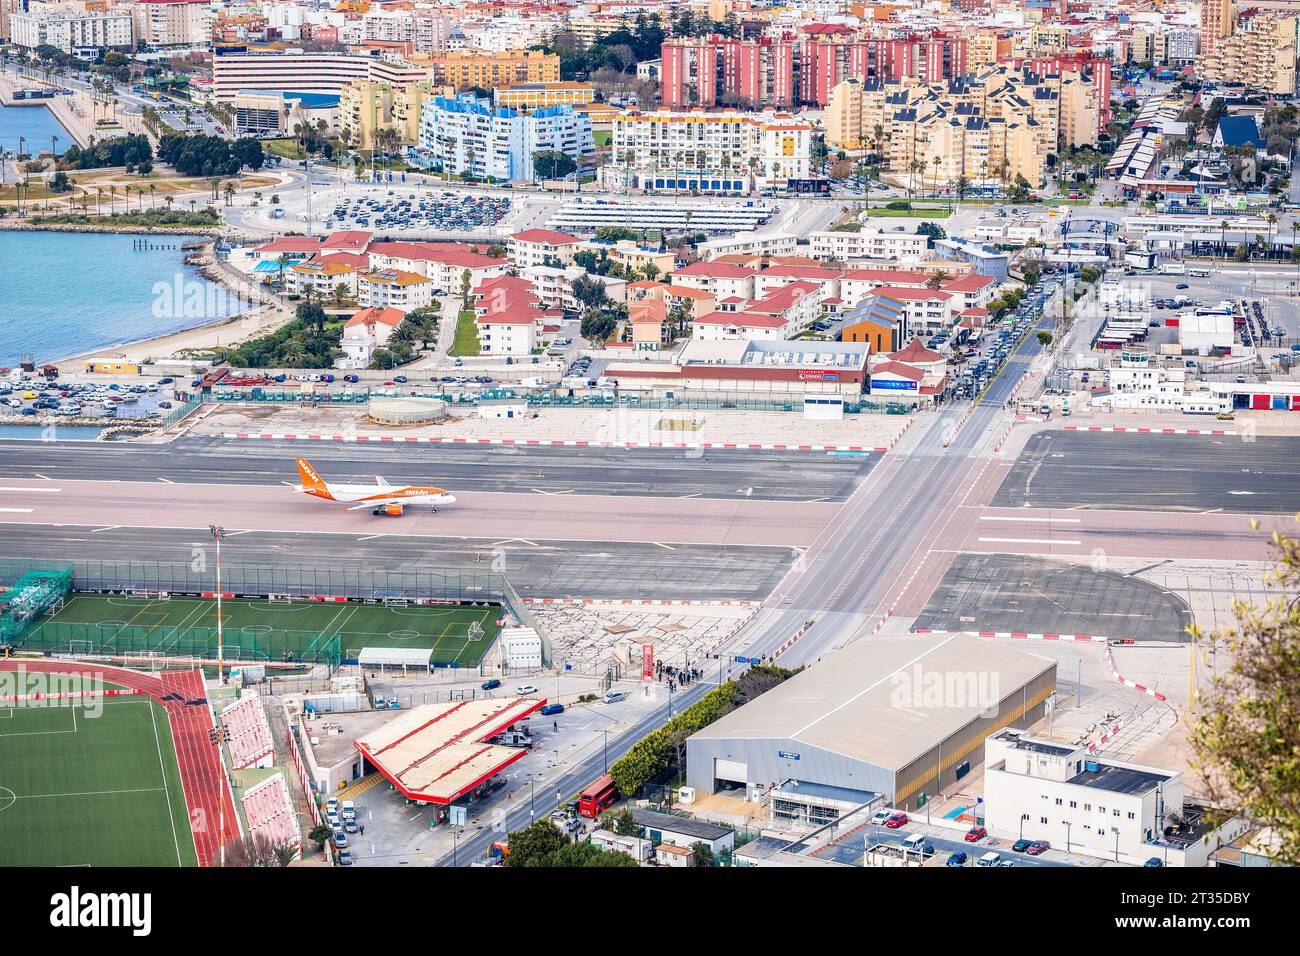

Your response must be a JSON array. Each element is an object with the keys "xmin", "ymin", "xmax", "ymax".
[
  {"xmin": 368, "ymin": 242, "xmax": 506, "ymax": 293},
  {"xmin": 839, "ymin": 268, "xmax": 938, "ymax": 306},
  {"xmin": 671, "ymin": 261, "xmax": 758, "ymax": 300},
  {"xmin": 340, "ymin": 307, "xmax": 405, "ymax": 368},
  {"xmin": 510, "ymin": 228, "xmax": 584, "ymax": 269},
  {"xmin": 321, "ymin": 231, "xmax": 373, "ymax": 254},
  {"xmin": 939, "ymin": 273, "xmax": 998, "ymax": 309}
]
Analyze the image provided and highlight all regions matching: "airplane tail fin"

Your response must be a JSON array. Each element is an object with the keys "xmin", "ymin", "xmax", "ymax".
[{"xmin": 296, "ymin": 457, "xmax": 328, "ymax": 493}]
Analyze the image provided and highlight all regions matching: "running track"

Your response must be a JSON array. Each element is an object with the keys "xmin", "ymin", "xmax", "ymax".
[{"xmin": 0, "ymin": 660, "xmax": 238, "ymax": 867}]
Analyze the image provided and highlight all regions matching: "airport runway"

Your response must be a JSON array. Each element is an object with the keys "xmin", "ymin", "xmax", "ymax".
[
  {"xmin": 0, "ymin": 437, "xmax": 871, "ymax": 502},
  {"xmin": 0, "ymin": 478, "xmax": 837, "ymax": 548},
  {"xmin": 967, "ymin": 506, "xmax": 1287, "ymax": 561},
  {"xmin": 993, "ymin": 431, "xmax": 1300, "ymax": 513},
  {"xmin": 0, "ymin": 526, "xmax": 791, "ymax": 601}
]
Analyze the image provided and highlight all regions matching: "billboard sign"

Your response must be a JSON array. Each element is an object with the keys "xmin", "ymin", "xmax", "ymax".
[
  {"xmin": 871, "ymin": 377, "xmax": 919, "ymax": 391},
  {"xmin": 642, "ymin": 643, "xmax": 654, "ymax": 681}
]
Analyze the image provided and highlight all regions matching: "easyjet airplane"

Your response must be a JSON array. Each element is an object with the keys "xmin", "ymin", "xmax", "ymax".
[{"xmin": 294, "ymin": 458, "xmax": 456, "ymax": 516}]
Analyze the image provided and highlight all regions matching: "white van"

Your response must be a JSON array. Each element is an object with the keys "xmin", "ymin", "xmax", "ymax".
[
  {"xmin": 341, "ymin": 800, "xmax": 356, "ymax": 821},
  {"xmin": 977, "ymin": 851, "xmax": 1001, "ymax": 867},
  {"xmin": 901, "ymin": 833, "xmax": 929, "ymax": 853}
]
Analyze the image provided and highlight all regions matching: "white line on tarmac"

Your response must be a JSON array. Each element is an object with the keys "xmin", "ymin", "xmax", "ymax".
[
  {"xmin": 33, "ymin": 474, "xmax": 52, "ymax": 481},
  {"xmin": 89, "ymin": 526, "xmax": 121, "ymax": 533},
  {"xmin": 0, "ymin": 486, "xmax": 61, "ymax": 493},
  {"xmin": 979, "ymin": 515, "xmax": 1081, "ymax": 523},
  {"xmin": 978, "ymin": 537, "xmax": 1083, "ymax": 545},
  {"xmin": 653, "ymin": 542, "xmax": 676, "ymax": 551},
  {"xmin": 157, "ymin": 477, "xmax": 175, "ymax": 484},
  {"xmin": 0, "ymin": 508, "xmax": 34, "ymax": 513}
]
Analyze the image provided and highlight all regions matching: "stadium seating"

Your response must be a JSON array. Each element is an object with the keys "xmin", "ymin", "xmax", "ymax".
[
  {"xmin": 221, "ymin": 694, "xmax": 275, "ymax": 770},
  {"xmin": 242, "ymin": 774, "xmax": 300, "ymax": 855}
]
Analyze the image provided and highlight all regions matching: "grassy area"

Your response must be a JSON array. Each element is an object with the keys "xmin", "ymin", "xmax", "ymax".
[
  {"xmin": 593, "ymin": 130, "xmax": 612, "ymax": 148},
  {"xmin": 0, "ymin": 678, "xmax": 197, "ymax": 867},
  {"xmin": 18, "ymin": 593, "xmax": 500, "ymax": 667},
  {"xmin": 867, "ymin": 206, "xmax": 952, "ymax": 218},
  {"xmin": 262, "ymin": 138, "xmax": 305, "ymax": 160},
  {"xmin": 450, "ymin": 307, "xmax": 481, "ymax": 357}
]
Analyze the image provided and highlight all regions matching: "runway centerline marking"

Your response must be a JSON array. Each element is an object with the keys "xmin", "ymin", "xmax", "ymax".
[{"xmin": 0, "ymin": 486, "xmax": 62, "ymax": 493}]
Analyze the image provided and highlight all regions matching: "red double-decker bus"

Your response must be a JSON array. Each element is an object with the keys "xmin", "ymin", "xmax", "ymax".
[{"xmin": 578, "ymin": 773, "xmax": 618, "ymax": 818}]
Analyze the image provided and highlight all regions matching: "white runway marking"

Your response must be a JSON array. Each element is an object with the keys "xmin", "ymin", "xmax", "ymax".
[
  {"xmin": 0, "ymin": 486, "xmax": 61, "ymax": 493},
  {"xmin": 979, "ymin": 516, "xmax": 1081, "ymax": 523},
  {"xmin": 978, "ymin": 537, "xmax": 1082, "ymax": 546},
  {"xmin": 0, "ymin": 508, "xmax": 34, "ymax": 514}
]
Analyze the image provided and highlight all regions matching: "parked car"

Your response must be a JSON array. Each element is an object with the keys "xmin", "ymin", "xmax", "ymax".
[
  {"xmin": 540, "ymin": 703, "xmax": 564, "ymax": 716},
  {"xmin": 515, "ymin": 684, "xmax": 538, "ymax": 695},
  {"xmin": 870, "ymin": 809, "xmax": 892, "ymax": 826},
  {"xmin": 1012, "ymin": 839, "xmax": 1033, "ymax": 853},
  {"xmin": 965, "ymin": 826, "xmax": 988, "ymax": 842},
  {"xmin": 1026, "ymin": 840, "xmax": 1051, "ymax": 856},
  {"xmin": 603, "ymin": 690, "xmax": 627, "ymax": 704},
  {"xmin": 1143, "ymin": 857, "xmax": 1164, "ymax": 867},
  {"xmin": 884, "ymin": 812, "xmax": 909, "ymax": 829},
  {"xmin": 481, "ymin": 679, "xmax": 501, "ymax": 691},
  {"xmin": 947, "ymin": 851, "xmax": 968, "ymax": 867}
]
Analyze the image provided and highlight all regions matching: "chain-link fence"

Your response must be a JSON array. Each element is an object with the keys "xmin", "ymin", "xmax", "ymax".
[{"xmin": 0, "ymin": 558, "xmax": 550, "ymax": 665}]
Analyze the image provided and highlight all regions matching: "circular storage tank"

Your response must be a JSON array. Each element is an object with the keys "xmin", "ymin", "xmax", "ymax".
[{"xmin": 367, "ymin": 397, "xmax": 448, "ymax": 426}]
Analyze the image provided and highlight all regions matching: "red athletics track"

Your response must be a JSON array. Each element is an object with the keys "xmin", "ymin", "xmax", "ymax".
[{"xmin": 0, "ymin": 660, "xmax": 237, "ymax": 867}]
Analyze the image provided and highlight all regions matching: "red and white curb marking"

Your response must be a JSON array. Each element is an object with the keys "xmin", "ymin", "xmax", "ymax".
[
  {"xmin": 912, "ymin": 628, "xmax": 1107, "ymax": 642},
  {"xmin": 1087, "ymin": 718, "xmax": 1127, "ymax": 754},
  {"xmin": 523, "ymin": 597, "xmax": 757, "ymax": 607},
  {"xmin": 1061, "ymin": 426, "xmax": 1234, "ymax": 436},
  {"xmin": 1103, "ymin": 642, "xmax": 1168, "ymax": 701},
  {"xmin": 912, "ymin": 629, "xmax": 1168, "ymax": 702},
  {"xmin": 870, "ymin": 607, "xmax": 894, "ymax": 635},
  {"xmin": 219, "ymin": 433, "xmax": 897, "ymax": 452},
  {"xmin": 772, "ymin": 620, "xmax": 814, "ymax": 660}
]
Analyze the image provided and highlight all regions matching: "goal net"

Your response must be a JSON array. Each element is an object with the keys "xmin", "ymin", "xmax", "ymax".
[
  {"xmin": 267, "ymin": 594, "xmax": 294, "ymax": 604},
  {"xmin": 383, "ymin": 597, "xmax": 410, "ymax": 608},
  {"xmin": 68, "ymin": 640, "xmax": 95, "ymax": 656},
  {"xmin": 467, "ymin": 620, "xmax": 485, "ymax": 642}
]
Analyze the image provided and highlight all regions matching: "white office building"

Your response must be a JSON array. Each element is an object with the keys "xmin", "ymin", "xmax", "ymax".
[{"xmin": 983, "ymin": 729, "xmax": 1246, "ymax": 866}]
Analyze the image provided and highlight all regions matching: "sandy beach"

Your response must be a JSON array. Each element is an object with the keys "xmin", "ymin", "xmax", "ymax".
[{"xmin": 49, "ymin": 242, "xmax": 293, "ymax": 369}]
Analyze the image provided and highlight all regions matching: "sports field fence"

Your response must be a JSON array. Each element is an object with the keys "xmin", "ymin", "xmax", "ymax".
[{"xmin": 0, "ymin": 558, "xmax": 551, "ymax": 666}]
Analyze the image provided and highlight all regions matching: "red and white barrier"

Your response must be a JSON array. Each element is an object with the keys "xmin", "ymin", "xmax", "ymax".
[
  {"xmin": 1, "ymin": 688, "xmax": 142, "ymax": 703},
  {"xmin": 1061, "ymin": 426, "xmax": 1234, "ymax": 436},
  {"xmin": 218, "ymin": 433, "xmax": 901, "ymax": 453},
  {"xmin": 912, "ymin": 628, "xmax": 1107, "ymax": 642},
  {"xmin": 1103, "ymin": 642, "xmax": 1168, "ymax": 701},
  {"xmin": 523, "ymin": 597, "xmax": 757, "ymax": 607}
]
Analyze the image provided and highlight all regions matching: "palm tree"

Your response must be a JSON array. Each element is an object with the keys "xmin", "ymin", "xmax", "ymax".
[
  {"xmin": 931, "ymin": 155, "xmax": 942, "ymax": 199},
  {"xmin": 148, "ymin": 183, "xmax": 156, "ymax": 208},
  {"xmin": 224, "ymin": 181, "xmax": 236, "ymax": 206},
  {"xmin": 1220, "ymin": 219, "xmax": 1229, "ymax": 260},
  {"xmin": 1266, "ymin": 212, "xmax": 1278, "ymax": 260},
  {"xmin": 164, "ymin": 195, "xmax": 174, "ymax": 213},
  {"xmin": 926, "ymin": 269, "xmax": 950, "ymax": 291}
]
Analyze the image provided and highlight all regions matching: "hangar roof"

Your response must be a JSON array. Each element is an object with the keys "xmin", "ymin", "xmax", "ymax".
[{"xmin": 691, "ymin": 634, "xmax": 1054, "ymax": 771}]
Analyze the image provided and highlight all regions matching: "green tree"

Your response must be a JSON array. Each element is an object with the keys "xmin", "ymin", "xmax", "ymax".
[
  {"xmin": 505, "ymin": 819, "xmax": 568, "ymax": 867},
  {"xmin": 1191, "ymin": 525, "xmax": 1300, "ymax": 864},
  {"xmin": 308, "ymin": 823, "xmax": 334, "ymax": 849},
  {"xmin": 532, "ymin": 149, "xmax": 577, "ymax": 180},
  {"xmin": 691, "ymin": 842, "xmax": 715, "ymax": 867},
  {"xmin": 1036, "ymin": 330, "xmax": 1054, "ymax": 347},
  {"xmin": 580, "ymin": 310, "xmax": 617, "ymax": 344}
]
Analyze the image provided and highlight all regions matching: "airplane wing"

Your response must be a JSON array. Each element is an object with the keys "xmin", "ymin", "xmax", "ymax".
[
  {"xmin": 346, "ymin": 499, "xmax": 402, "ymax": 511},
  {"xmin": 375, "ymin": 476, "xmax": 392, "ymax": 488}
]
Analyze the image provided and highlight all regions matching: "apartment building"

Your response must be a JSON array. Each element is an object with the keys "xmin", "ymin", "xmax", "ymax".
[
  {"xmin": 357, "ymin": 269, "xmax": 434, "ymax": 311},
  {"xmin": 605, "ymin": 109, "xmax": 812, "ymax": 194},
  {"xmin": 338, "ymin": 78, "xmax": 440, "ymax": 150},
  {"xmin": 361, "ymin": 8, "xmax": 451, "ymax": 53},
  {"xmin": 806, "ymin": 227, "xmax": 929, "ymax": 264},
  {"xmin": 509, "ymin": 228, "xmax": 584, "ymax": 271},
  {"xmin": 494, "ymin": 82, "xmax": 596, "ymax": 111},
  {"xmin": 660, "ymin": 32, "xmax": 969, "ymax": 109},
  {"xmin": 1199, "ymin": 11, "xmax": 1299, "ymax": 96},
  {"xmin": 365, "ymin": 241, "xmax": 506, "ymax": 292},
  {"xmin": 412, "ymin": 49, "xmax": 560, "ymax": 92},
  {"xmin": 413, "ymin": 94, "xmax": 593, "ymax": 182},
  {"xmin": 131, "ymin": 0, "xmax": 213, "ymax": 50},
  {"xmin": 9, "ymin": 8, "xmax": 133, "ymax": 55}
]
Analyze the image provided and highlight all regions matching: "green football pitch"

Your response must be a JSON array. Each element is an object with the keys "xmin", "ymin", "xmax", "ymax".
[
  {"xmin": 0, "ymin": 678, "xmax": 197, "ymax": 867},
  {"xmin": 17, "ymin": 594, "xmax": 500, "ymax": 667}
]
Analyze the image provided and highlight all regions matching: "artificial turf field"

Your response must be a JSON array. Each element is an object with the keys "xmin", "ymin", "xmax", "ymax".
[
  {"xmin": 0, "ymin": 678, "xmax": 197, "ymax": 867},
  {"xmin": 18, "ymin": 594, "xmax": 499, "ymax": 666}
]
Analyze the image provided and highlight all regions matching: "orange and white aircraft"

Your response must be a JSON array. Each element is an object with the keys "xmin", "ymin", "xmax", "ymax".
[{"xmin": 294, "ymin": 458, "xmax": 456, "ymax": 517}]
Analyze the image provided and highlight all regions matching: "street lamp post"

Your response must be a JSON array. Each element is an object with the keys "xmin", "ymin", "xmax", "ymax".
[
  {"xmin": 209, "ymin": 525, "xmax": 225, "ymax": 684},
  {"xmin": 602, "ymin": 728, "xmax": 610, "ymax": 772}
]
